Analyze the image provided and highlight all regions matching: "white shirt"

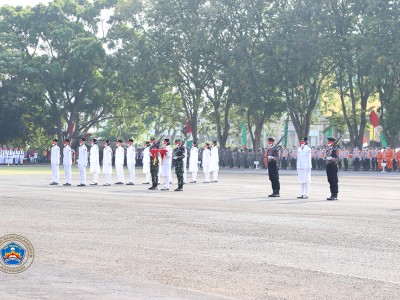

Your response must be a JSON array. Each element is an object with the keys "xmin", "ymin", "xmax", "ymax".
[
  {"xmin": 78, "ymin": 144, "xmax": 88, "ymax": 167},
  {"xmin": 126, "ymin": 144, "xmax": 136, "ymax": 165},
  {"xmin": 63, "ymin": 145, "xmax": 72, "ymax": 165},
  {"xmin": 115, "ymin": 146, "xmax": 125, "ymax": 165},
  {"xmin": 51, "ymin": 145, "xmax": 60, "ymax": 164}
]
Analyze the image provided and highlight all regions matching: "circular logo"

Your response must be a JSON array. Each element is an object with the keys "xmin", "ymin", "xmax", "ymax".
[{"xmin": 0, "ymin": 234, "xmax": 34, "ymax": 274}]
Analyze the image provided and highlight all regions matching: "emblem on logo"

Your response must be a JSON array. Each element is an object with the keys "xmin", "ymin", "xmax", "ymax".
[{"xmin": 0, "ymin": 234, "xmax": 34, "ymax": 274}]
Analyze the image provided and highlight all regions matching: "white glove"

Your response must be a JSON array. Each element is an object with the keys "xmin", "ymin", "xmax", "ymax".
[
  {"xmin": 326, "ymin": 156, "xmax": 332, "ymax": 161},
  {"xmin": 268, "ymin": 156, "xmax": 274, "ymax": 159}
]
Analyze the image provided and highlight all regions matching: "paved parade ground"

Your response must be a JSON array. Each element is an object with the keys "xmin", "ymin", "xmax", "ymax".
[{"xmin": 0, "ymin": 166, "xmax": 399, "ymax": 299}]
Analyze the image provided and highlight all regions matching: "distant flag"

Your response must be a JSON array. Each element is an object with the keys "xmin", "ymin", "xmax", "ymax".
[
  {"xmin": 67, "ymin": 121, "xmax": 75, "ymax": 138},
  {"xmin": 241, "ymin": 121, "xmax": 246, "ymax": 148},
  {"xmin": 186, "ymin": 119, "xmax": 193, "ymax": 148},
  {"xmin": 369, "ymin": 109, "xmax": 380, "ymax": 127},
  {"xmin": 283, "ymin": 118, "xmax": 289, "ymax": 147},
  {"xmin": 363, "ymin": 135, "xmax": 368, "ymax": 147}
]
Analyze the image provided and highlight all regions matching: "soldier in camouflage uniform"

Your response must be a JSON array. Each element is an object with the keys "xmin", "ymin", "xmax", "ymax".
[
  {"xmin": 173, "ymin": 139, "xmax": 186, "ymax": 191},
  {"xmin": 148, "ymin": 137, "xmax": 160, "ymax": 190}
]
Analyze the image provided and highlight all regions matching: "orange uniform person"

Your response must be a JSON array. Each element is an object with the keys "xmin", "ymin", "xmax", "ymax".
[
  {"xmin": 385, "ymin": 146, "xmax": 394, "ymax": 171},
  {"xmin": 377, "ymin": 149, "xmax": 384, "ymax": 171}
]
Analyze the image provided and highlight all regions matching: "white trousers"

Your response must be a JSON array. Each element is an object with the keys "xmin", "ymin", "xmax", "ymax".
[
  {"xmin": 92, "ymin": 172, "xmax": 99, "ymax": 183},
  {"xmin": 212, "ymin": 171, "xmax": 218, "ymax": 181},
  {"xmin": 204, "ymin": 172, "xmax": 210, "ymax": 182},
  {"xmin": 64, "ymin": 164, "xmax": 71, "ymax": 183},
  {"xmin": 104, "ymin": 173, "xmax": 111, "ymax": 184},
  {"xmin": 79, "ymin": 165, "xmax": 86, "ymax": 184},
  {"xmin": 145, "ymin": 172, "xmax": 151, "ymax": 183},
  {"xmin": 191, "ymin": 172, "xmax": 197, "ymax": 182},
  {"xmin": 163, "ymin": 174, "xmax": 170, "ymax": 189},
  {"xmin": 116, "ymin": 164, "xmax": 124, "ymax": 182},
  {"xmin": 301, "ymin": 183, "xmax": 309, "ymax": 196},
  {"xmin": 51, "ymin": 163, "xmax": 59, "ymax": 183},
  {"xmin": 127, "ymin": 163, "xmax": 136, "ymax": 183}
]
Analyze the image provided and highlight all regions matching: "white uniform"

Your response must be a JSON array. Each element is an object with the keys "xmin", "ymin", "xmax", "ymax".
[
  {"xmin": 296, "ymin": 144, "xmax": 312, "ymax": 197},
  {"xmin": 115, "ymin": 146, "xmax": 125, "ymax": 183},
  {"xmin": 102, "ymin": 145, "xmax": 113, "ymax": 184},
  {"xmin": 210, "ymin": 146, "xmax": 219, "ymax": 181},
  {"xmin": 51, "ymin": 144, "xmax": 60, "ymax": 183},
  {"xmin": 0, "ymin": 149, "xmax": 3, "ymax": 164},
  {"xmin": 78, "ymin": 144, "xmax": 88, "ymax": 185},
  {"xmin": 90, "ymin": 144, "xmax": 100, "ymax": 184},
  {"xmin": 160, "ymin": 145, "xmax": 172, "ymax": 189},
  {"xmin": 63, "ymin": 145, "xmax": 72, "ymax": 184},
  {"xmin": 18, "ymin": 149, "xmax": 24, "ymax": 165},
  {"xmin": 126, "ymin": 144, "xmax": 136, "ymax": 184},
  {"xmin": 183, "ymin": 148, "xmax": 187, "ymax": 183},
  {"xmin": 7, "ymin": 149, "xmax": 14, "ymax": 165},
  {"xmin": 202, "ymin": 148, "xmax": 211, "ymax": 183},
  {"xmin": 142, "ymin": 147, "xmax": 151, "ymax": 183},
  {"xmin": 189, "ymin": 146, "xmax": 199, "ymax": 182}
]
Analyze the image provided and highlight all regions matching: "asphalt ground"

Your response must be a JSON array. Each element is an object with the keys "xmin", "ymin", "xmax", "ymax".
[{"xmin": 0, "ymin": 165, "xmax": 399, "ymax": 299}]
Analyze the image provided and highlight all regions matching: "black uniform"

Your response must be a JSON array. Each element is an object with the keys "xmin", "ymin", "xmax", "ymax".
[
  {"xmin": 325, "ymin": 147, "xmax": 339, "ymax": 200},
  {"xmin": 173, "ymin": 144, "xmax": 185, "ymax": 191},
  {"xmin": 267, "ymin": 145, "xmax": 280, "ymax": 197}
]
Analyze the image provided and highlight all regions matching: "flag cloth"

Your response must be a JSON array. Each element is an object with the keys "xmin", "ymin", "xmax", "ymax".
[
  {"xmin": 241, "ymin": 121, "xmax": 246, "ymax": 148},
  {"xmin": 283, "ymin": 118, "xmax": 289, "ymax": 147},
  {"xmin": 363, "ymin": 135, "xmax": 368, "ymax": 147},
  {"xmin": 369, "ymin": 109, "xmax": 380, "ymax": 127},
  {"xmin": 380, "ymin": 133, "xmax": 388, "ymax": 147},
  {"xmin": 186, "ymin": 119, "xmax": 193, "ymax": 148},
  {"xmin": 67, "ymin": 121, "xmax": 75, "ymax": 138}
]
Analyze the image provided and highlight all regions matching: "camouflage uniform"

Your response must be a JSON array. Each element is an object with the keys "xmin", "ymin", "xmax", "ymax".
[
  {"xmin": 173, "ymin": 144, "xmax": 186, "ymax": 190},
  {"xmin": 149, "ymin": 143, "xmax": 159, "ymax": 188}
]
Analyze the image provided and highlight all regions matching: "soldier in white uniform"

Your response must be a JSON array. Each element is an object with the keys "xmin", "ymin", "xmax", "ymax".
[
  {"xmin": 296, "ymin": 137, "xmax": 312, "ymax": 199},
  {"xmin": 210, "ymin": 141, "xmax": 219, "ymax": 183},
  {"xmin": 89, "ymin": 138, "xmax": 100, "ymax": 185},
  {"xmin": 77, "ymin": 138, "xmax": 88, "ymax": 186},
  {"xmin": 13, "ymin": 148, "xmax": 19, "ymax": 165},
  {"xmin": 189, "ymin": 141, "xmax": 199, "ymax": 183},
  {"xmin": 102, "ymin": 140, "xmax": 113, "ymax": 186},
  {"xmin": 126, "ymin": 138, "xmax": 136, "ymax": 185},
  {"xmin": 183, "ymin": 147, "xmax": 187, "ymax": 183},
  {"xmin": 142, "ymin": 141, "xmax": 151, "ymax": 184},
  {"xmin": 202, "ymin": 143, "xmax": 211, "ymax": 183},
  {"xmin": 62, "ymin": 139, "xmax": 72, "ymax": 186},
  {"xmin": 50, "ymin": 139, "xmax": 60, "ymax": 185},
  {"xmin": 7, "ymin": 147, "xmax": 14, "ymax": 165},
  {"xmin": 160, "ymin": 138, "xmax": 172, "ymax": 191},
  {"xmin": 17, "ymin": 147, "xmax": 23, "ymax": 165},
  {"xmin": 0, "ymin": 147, "xmax": 4, "ymax": 165},
  {"xmin": 115, "ymin": 139, "xmax": 125, "ymax": 184}
]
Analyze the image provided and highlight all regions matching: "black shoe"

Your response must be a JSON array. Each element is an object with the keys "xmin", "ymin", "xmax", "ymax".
[
  {"xmin": 63, "ymin": 183, "xmax": 71, "ymax": 186},
  {"xmin": 103, "ymin": 183, "xmax": 111, "ymax": 186},
  {"xmin": 202, "ymin": 181, "xmax": 210, "ymax": 183},
  {"xmin": 77, "ymin": 184, "xmax": 86, "ymax": 187},
  {"xmin": 161, "ymin": 188, "xmax": 169, "ymax": 191},
  {"xmin": 49, "ymin": 182, "xmax": 58, "ymax": 185},
  {"xmin": 126, "ymin": 182, "xmax": 134, "ymax": 185},
  {"xmin": 115, "ymin": 182, "xmax": 124, "ymax": 185},
  {"xmin": 190, "ymin": 181, "xmax": 196, "ymax": 183},
  {"xmin": 142, "ymin": 182, "xmax": 150, "ymax": 184},
  {"xmin": 297, "ymin": 195, "xmax": 304, "ymax": 199},
  {"xmin": 327, "ymin": 196, "xmax": 338, "ymax": 200},
  {"xmin": 148, "ymin": 186, "xmax": 157, "ymax": 190},
  {"xmin": 174, "ymin": 188, "xmax": 183, "ymax": 191},
  {"xmin": 90, "ymin": 183, "xmax": 98, "ymax": 186},
  {"xmin": 268, "ymin": 194, "xmax": 280, "ymax": 197}
]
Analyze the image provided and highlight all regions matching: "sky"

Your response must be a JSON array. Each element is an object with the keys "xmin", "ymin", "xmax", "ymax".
[{"xmin": 0, "ymin": 0, "xmax": 51, "ymax": 6}]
